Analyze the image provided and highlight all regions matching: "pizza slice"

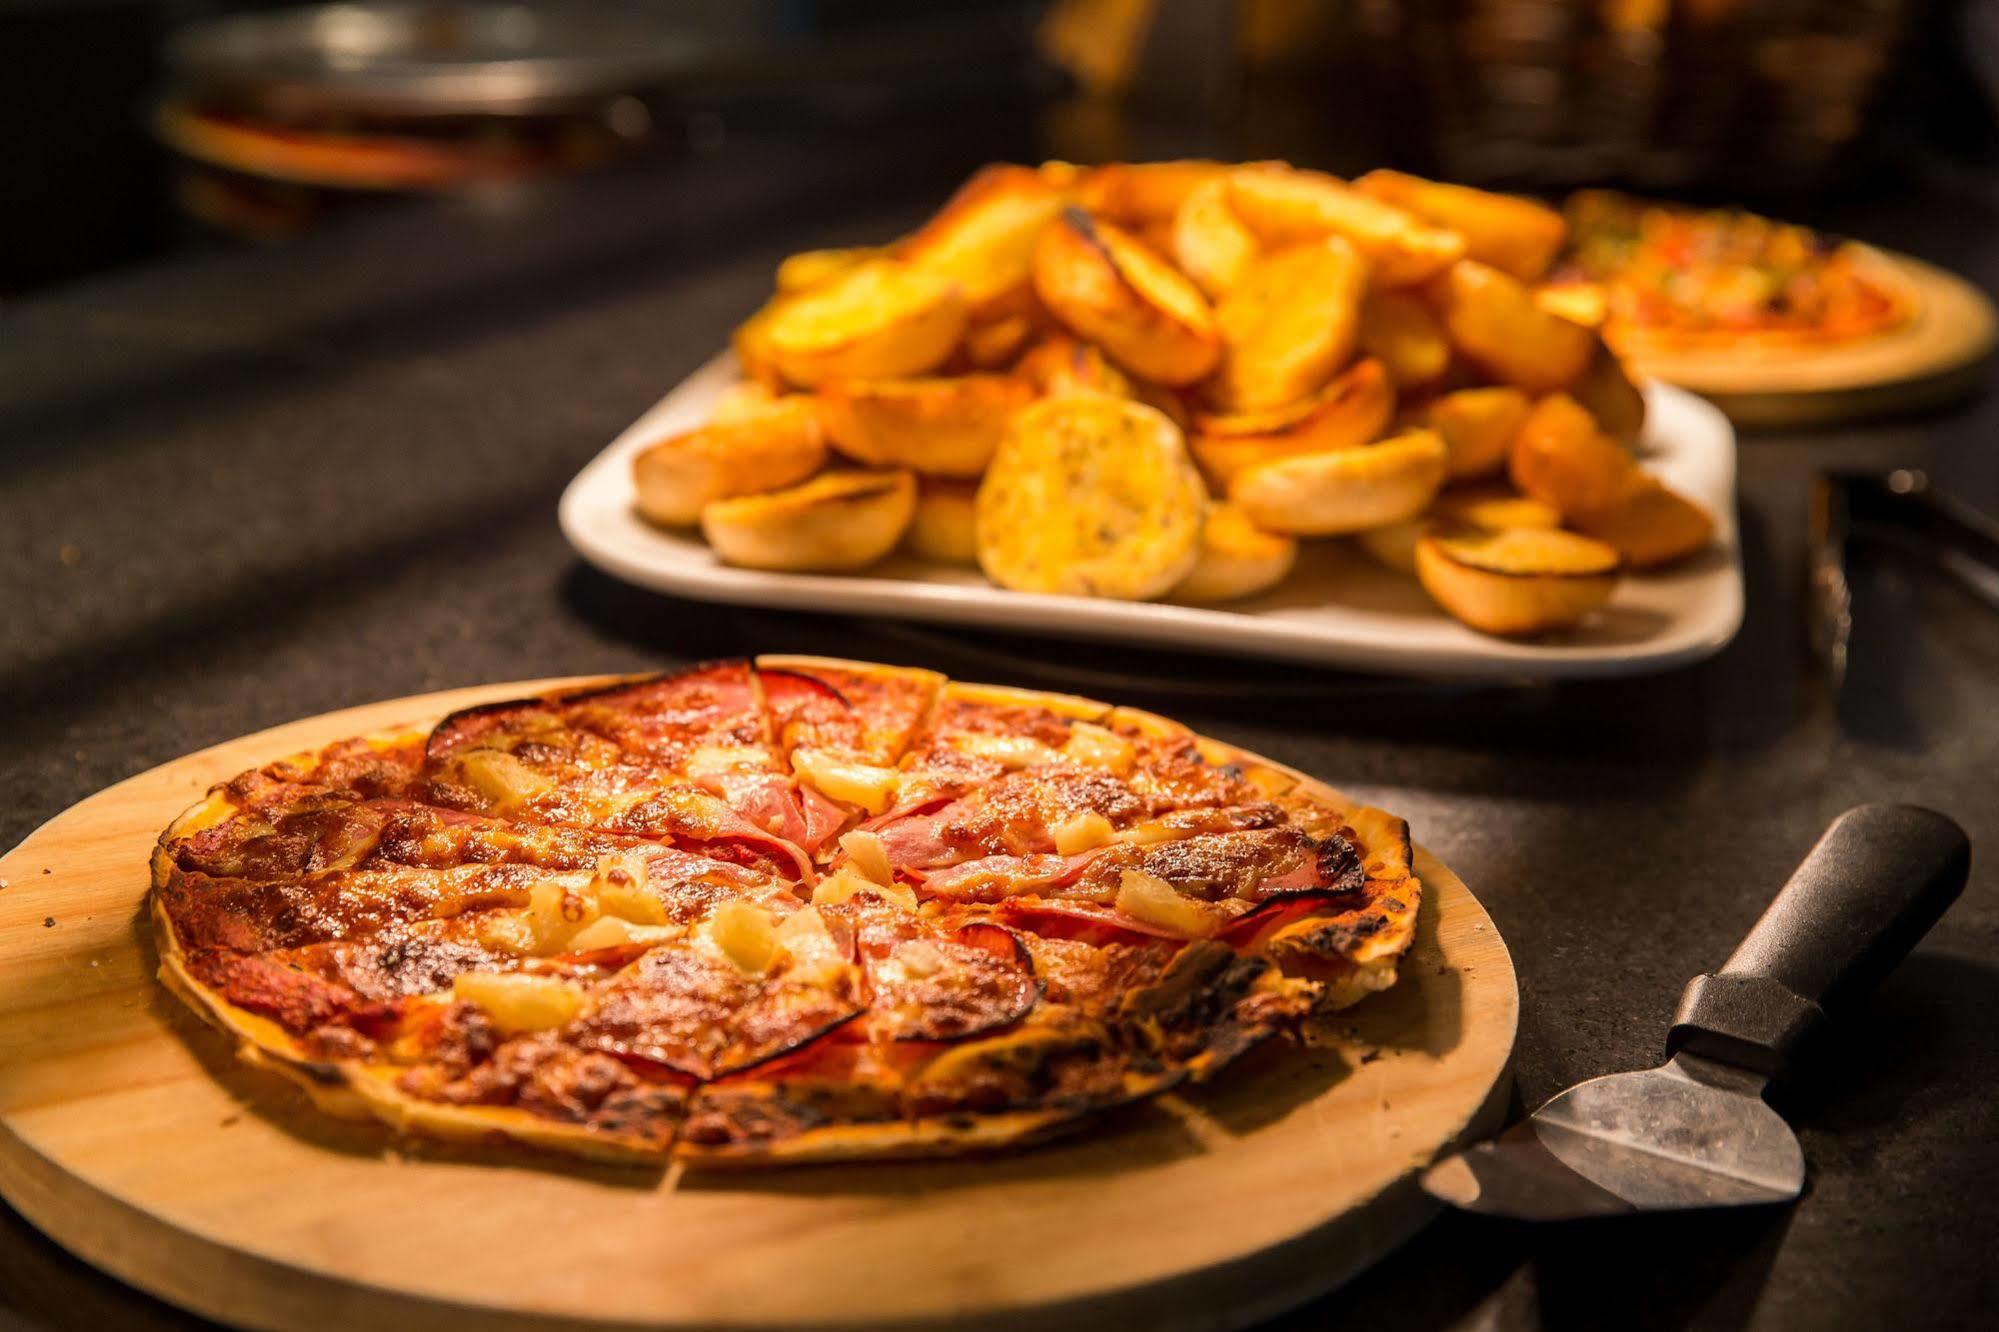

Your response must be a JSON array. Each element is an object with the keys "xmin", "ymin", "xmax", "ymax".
[{"xmin": 418, "ymin": 663, "xmax": 820, "ymax": 877}]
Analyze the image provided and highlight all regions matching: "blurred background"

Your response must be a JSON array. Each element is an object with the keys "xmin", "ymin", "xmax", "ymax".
[{"xmin": 6, "ymin": 0, "xmax": 1997, "ymax": 297}]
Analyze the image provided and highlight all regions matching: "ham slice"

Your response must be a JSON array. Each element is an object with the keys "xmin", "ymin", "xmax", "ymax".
[{"xmin": 919, "ymin": 850, "xmax": 1104, "ymax": 901}]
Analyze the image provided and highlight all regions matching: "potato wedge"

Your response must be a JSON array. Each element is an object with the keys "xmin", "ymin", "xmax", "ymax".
[
  {"xmin": 816, "ymin": 375, "xmax": 1033, "ymax": 477},
  {"xmin": 1013, "ymin": 334, "xmax": 1135, "ymax": 399},
  {"xmin": 1415, "ymin": 525, "xmax": 1620, "ymax": 636},
  {"xmin": 1425, "ymin": 385, "xmax": 1532, "ymax": 480},
  {"xmin": 1434, "ymin": 484, "xmax": 1562, "ymax": 531},
  {"xmin": 975, "ymin": 395, "xmax": 1206, "ymax": 598},
  {"xmin": 1032, "ymin": 208, "xmax": 1222, "ymax": 386},
  {"xmin": 905, "ymin": 477, "xmax": 979, "ymax": 565},
  {"xmin": 1137, "ymin": 220, "xmax": 1179, "ymax": 259},
  {"xmin": 1171, "ymin": 502, "xmax": 1298, "ymax": 602},
  {"xmin": 1208, "ymin": 236, "xmax": 1366, "ymax": 412},
  {"xmin": 1535, "ymin": 281, "xmax": 1607, "ymax": 329},
  {"xmin": 1570, "ymin": 345, "xmax": 1647, "ymax": 444},
  {"xmin": 775, "ymin": 246, "xmax": 881, "ymax": 295},
  {"xmin": 1507, "ymin": 393, "xmax": 1636, "ymax": 516},
  {"xmin": 632, "ymin": 398, "xmax": 826, "ymax": 526},
  {"xmin": 901, "ymin": 164, "xmax": 1067, "ymax": 320},
  {"xmin": 709, "ymin": 380, "xmax": 781, "ymax": 425},
  {"xmin": 1171, "ymin": 176, "xmax": 1259, "ymax": 299},
  {"xmin": 1226, "ymin": 165, "xmax": 1464, "ymax": 286},
  {"xmin": 763, "ymin": 259, "xmax": 967, "ymax": 387},
  {"xmin": 1356, "ymin": 482, "xmax": 1559, "ymax": 576},
  {"xmin": 1190, "ymin": 357, "xmax": 1394, "ymax": 487},
  {"xmin": 1354, "ymin": 520, "xmax": 1424, "ymax": 576},
  {"xmin": 1356, "ymin": 170, "xmax": 1566, "ymax": 281},
  {"xmin": 1434, "ymin": 260, "xmax": 1595, "ymax": 392},
  {"xmin": 1510, "ymin": 391, "xmax": 1708, "ymax": 567},
  {"xmin": 961, "ymin": 314, "xmax": 1037, "ymax": 369},
  {"xmin": 1359, "ymin": 289, "xmax": 1451, "ymax": 389},
  {"xmin": 1038, "ymin": 159, "xmax": 1085, "ymax": 189},
  {"xmin": 1571, "ymin": 476, "xmax": 1714, "ymax": 569},
  {"xmin": 1076, "ymin": 159, "xmax": 1229, "ymax": 226},
  {"xmin": 1230, "ymin": 428, "xmax": 1448, "ymax": 536},
  {"xmin": 701, "ymin": 469, "xmax": 916, "ymax": 572}
]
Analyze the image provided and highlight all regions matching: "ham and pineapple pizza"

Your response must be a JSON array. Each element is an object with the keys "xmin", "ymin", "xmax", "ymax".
[{"xmin": 152, "ymin": 657, "xmax": 1419, "ymax": 1165}]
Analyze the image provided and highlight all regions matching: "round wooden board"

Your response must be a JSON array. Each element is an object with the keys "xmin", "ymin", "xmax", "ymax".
[
  {"xmin": 1624, "ymin": 252, "xmax": 1996, "ymax": 428},
  {"xmin": 0, "ymin": 678, "xmax": 1517, "ymax": 1332}
]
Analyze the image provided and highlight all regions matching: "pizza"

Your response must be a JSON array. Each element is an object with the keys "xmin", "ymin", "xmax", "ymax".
[
  {"xmin": 1548, "ymin": 189, "xmax": 1917, "ymax": 357},
  {"xmin": 152, "ymin": 658, "xmax": 1420, "ymax": 1166}
]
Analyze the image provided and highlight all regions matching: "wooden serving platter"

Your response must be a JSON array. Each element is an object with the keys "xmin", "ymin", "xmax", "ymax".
[
  {"xmin": 0, "ymin": 679, "xmax": 1517, "ymax": 1331},
  {"xmin": 1624, "ymin": 252, "xmax": 1996, "ymax": 428}
]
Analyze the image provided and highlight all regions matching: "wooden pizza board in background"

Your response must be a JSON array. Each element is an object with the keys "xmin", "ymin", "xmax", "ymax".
[
  {"xmin": 1625, "ymin": 252, "xmax": 1997, "ymax": 429},
  {"xmin": 0, "ymin": 679, "xmax": 1518, "ymax": 1332}
]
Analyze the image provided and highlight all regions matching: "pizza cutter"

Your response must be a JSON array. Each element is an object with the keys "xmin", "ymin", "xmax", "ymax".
[{"xmin": 1422, "ymin": 803, "xmax": 1969, "ymax": 1221}]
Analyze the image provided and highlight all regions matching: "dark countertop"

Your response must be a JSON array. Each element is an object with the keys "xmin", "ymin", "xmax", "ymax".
[{"xmin": 4, "ymin": 130, "xmax": 1997, "ymax": 1331}]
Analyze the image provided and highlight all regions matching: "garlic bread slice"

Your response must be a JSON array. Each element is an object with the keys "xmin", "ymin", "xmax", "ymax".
[{"xmin": 975, "ymin": 394, "xmax": 1206, "ymax": 598}]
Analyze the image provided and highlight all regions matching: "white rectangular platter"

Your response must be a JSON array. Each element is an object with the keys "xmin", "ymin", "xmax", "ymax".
[{"xmin": 560, "ymin": 353, "xmax": 1742, "ymax": 680}]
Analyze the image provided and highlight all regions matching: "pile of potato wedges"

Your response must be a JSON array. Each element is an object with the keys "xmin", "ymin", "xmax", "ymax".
[{"xmin": 631, "ymin": 159, "xmax": 1714, "ymax": 637}]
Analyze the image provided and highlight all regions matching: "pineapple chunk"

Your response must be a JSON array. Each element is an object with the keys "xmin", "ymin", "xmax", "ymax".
[
  {"xmin": 452, "ymin": 972, "xmax": 587, "ymax": 1034},
  {"xmin": 1060, "ymin": 722, "xmax": 1136, "ymax": 773},
  {"xmin": 811, "ymin": 865, "xmax": 918, "ymax": 913},
  {"xmin": 478, "ymin": 877, "xmax": 607, "ymax": 956},
  {"xmin": 954, "ymin": 732, "xmax": 1061, "ymax": 770},
  {"xmin": 1114, "ymin": 819, "xmax": 1183, "ymax": 847},
  {"xmin": 1115, "ymin": 870, "xmax": 1221, "ymax": 938},
  {"xmin": 474, "ymin": 910, "xmax": 538, "ymax": 956},
  {"xmin": 839, "ymin": 829, "xmax": 894, "ymax": 885},
  {"xmin": 1052, "ymin": 810, "xmax": 1116, "ymax": 856},
  {"xmin": 791, "ymin": 748, "xmax": 901, "ymax": 814},
  {"xmin": 459, "ymin": 749, "xmax": 553, "ymax": 807},
  {"xmin": 774, "ymin": 906, "xmax": 850, "ymax": 987},
  {"xmin": 703, "ymin": 901, "xmax": 778, "ymax": 974},
  {"xmin": 525, "ymin": 877, "xmax": 600, "ymax": 954},
  {"xmin": 591, "ymin": 852, "xmax": 667, "ymax": 925},
  {"xmin": 685, "ymin": 744, "xmax": 768, "ymax": 783},
  {"xmin": 561, "ymin": 916, "xmax": 679, "ymax": 952}
]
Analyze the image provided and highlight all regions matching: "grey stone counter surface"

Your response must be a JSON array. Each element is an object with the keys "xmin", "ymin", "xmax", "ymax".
[{"xmin": 3, "ymin": 135, "xmax": 1997, "ymax": 1330}]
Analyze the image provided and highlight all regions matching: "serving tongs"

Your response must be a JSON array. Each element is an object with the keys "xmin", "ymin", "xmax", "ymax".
[{"xmin": 1809, "ymin": 468, "xmax": 1999, "ymax": 681}]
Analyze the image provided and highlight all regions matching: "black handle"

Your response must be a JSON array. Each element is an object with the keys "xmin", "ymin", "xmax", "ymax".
[{"xmin": 1668, "ymin": 805, "xmax": 1970, "ymax": 1077}]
